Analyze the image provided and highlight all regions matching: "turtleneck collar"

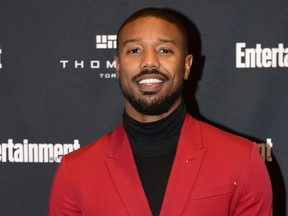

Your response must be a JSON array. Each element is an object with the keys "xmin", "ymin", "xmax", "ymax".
[{"xmin": 123, "ymin": 100, "xmax": 186, "ymax": 158}]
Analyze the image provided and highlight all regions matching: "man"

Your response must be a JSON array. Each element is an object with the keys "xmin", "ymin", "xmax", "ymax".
[{"xmin": 48, "ymin": 7, "xmax": 272, "ymax": 216}]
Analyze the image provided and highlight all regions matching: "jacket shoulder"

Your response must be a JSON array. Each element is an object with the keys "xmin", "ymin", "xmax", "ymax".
[
  {"xmin": 188, "ymin": 116, "xmax": 254, "ymax": 156},
  {"xmin": 64, "ymin": 131, "xmax": 112, "ymax": 165}
]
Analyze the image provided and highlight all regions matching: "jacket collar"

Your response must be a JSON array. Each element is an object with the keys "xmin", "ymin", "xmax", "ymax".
[{"xmin": 105, "ymin": 114, "xmax": 207, "ymax": 216}]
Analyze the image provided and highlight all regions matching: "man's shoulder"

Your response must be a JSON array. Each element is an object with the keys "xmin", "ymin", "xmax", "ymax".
[
  {"xmin": 70, "ymin": 133, "xmax": 111, "ymax": 157},
  {"xmin": 186, "ymin": 114, "xmax": 253, "ymax": 153},
  {"xmin": 63, "ymin": 124, "xmax": 123, "ymax": 165},
  {"xmin": 201, "ymin": 121, "xmax": 251, "ymax": 146},
  {"xmin": 185, "ymin": 115, "xmax": 261, "ymax": 176}
]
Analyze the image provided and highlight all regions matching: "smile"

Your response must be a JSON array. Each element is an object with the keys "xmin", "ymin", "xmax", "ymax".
[
  {"xmin": 138, "ymin": 78, "xmax": 163, "ymax": 84},
  {"xmin": 135, "ymin": 75, "xmax": 166, "ymax": 93}
]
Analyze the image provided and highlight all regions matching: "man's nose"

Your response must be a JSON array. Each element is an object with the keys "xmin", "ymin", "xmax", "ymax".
[{"xmin": 140, "ymin": 49, "xmax": 160, "ymax": 69}]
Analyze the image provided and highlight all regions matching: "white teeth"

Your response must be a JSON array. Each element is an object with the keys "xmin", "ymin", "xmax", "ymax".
[{"xmin": 138, "ymin": 79, "xmax": 163, "ymax": 84}]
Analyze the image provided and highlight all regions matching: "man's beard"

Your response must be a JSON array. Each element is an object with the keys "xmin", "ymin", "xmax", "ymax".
[{"xmin": 119, "ymin": 69, "xmax": 183, "ymax": 115}]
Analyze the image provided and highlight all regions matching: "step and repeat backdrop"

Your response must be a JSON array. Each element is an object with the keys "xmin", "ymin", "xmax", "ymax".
[{"xmin": 0, "ymin": 0, "xmax": 287, "ymax": 215}]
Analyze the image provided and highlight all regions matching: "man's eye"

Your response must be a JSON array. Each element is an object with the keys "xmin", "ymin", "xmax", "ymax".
[
  {"xmin": 160, "ymin": 49, "xmax": 172, "ymax": 54},
  {"xmin": 128, "ymin": 48, "xmax": 140, "ymax": 54}
]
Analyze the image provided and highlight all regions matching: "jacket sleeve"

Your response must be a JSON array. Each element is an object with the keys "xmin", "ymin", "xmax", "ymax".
[
  {"xmin": 233, "ymin": 143, "xmax": 273, "ymax": 216},
  {"xmin": 48, "ymin": 156, "xmax": 82, "ymax": 216}
]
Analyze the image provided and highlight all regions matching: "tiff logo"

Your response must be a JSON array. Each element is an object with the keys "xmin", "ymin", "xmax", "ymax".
[
  {"xmin": 96, "ymin": 35, "xmax": 117, "ymax": 49},
  {"xmin": 0, "ymin": 48, "xmax": 2, "ymax": 69}
]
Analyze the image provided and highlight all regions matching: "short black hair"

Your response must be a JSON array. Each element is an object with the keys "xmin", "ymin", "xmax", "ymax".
[{"xmin": 116, "ymin": 7, "xmax": 189, "ymax": 54}]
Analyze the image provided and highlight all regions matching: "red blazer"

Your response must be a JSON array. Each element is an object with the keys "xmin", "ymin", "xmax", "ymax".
[{"xmin": 49, "ymin": 114, "xmax": 272, "ymax": 215}]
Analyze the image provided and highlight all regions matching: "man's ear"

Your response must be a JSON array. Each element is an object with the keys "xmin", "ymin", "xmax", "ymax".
[
  {"xmin": 184, "ymin": 54, "xmax": 193, "ymax": 80},
  {"xmin": 114, "ymin": 55, "xmax": 120, "ymax": 79}
]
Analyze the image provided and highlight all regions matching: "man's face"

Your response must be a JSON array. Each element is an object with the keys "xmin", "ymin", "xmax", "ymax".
[{"xmin": 115, "ymin": 17, "xmax": 193, "ymax": 119}]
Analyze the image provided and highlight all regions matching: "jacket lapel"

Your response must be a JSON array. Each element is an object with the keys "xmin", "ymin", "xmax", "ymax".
[
  {"xmin": 105, "ymin": 124, "xmax": 152, "ymax": 216},
  {"xmin": 160, "ymin": 115, "xmax": 207, "ymax": 216}
]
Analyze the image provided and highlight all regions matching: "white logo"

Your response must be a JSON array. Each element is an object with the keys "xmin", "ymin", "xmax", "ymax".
[
  {"xmin": 96, "ymin": 35, "xmax": 117, "ymax": 49},
  {"xmin": 59, "ymin": 35, "xmax": 118, "ymax": 78},
  {"xmin": 236, "ymin": 43, "xmax": 288, "ymax": 68},
  {"xmin": 59, "ymin": 60, "xmax": 115, "ymax": 69},
  {"xmin": 59, "ymin": 59, "xmax": 117, "ymax": 79},
  {"xmin": 0, "ymin": 48, "xmax": 2, "ymax": 69},
  {"xmin": 0, "ymin": 139, "xmax": 81, "ymax": 163}
]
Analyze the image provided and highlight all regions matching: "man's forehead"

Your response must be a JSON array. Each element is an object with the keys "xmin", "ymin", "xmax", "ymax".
[
  {"xmin": 121, "ymin": 17, "xmax": 178, "ymax": 31},
  {"xmin": 118, "ymin": 17, "xmax": 182, "ymax": 42}
]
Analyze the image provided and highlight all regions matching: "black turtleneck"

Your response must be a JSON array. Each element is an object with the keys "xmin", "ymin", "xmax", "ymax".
[{"xmin": 123, "ymin": 101, "xmax": 186, "ymax": 216}]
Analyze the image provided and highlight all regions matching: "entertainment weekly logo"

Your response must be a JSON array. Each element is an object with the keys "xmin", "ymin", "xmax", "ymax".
[
  {"xmin": 257, "ymin": 138, "xmax": 273, "ymax": 162},
  {"xmin": 236, "ymin": 43, "xmax": 288, "ymax": 68},
  {"xmin": 59, "ymin": 34, "xmax": 117, "ymax": 79},
  {"xmin": 0, "ymin": 139, "xmax": 80, "ymax": 163},
  {"xmin": 0, "ymin": 138, "xmax": 273, "ymax": 163}
]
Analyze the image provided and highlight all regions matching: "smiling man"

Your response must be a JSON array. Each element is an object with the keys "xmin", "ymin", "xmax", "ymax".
[
  {"xmin": 115, "ymin": 12, "xmax": 192, "ymax": 122},
  {"xmin": 49, "ymin": 8, "xmax": 272, "ymax": 216}
]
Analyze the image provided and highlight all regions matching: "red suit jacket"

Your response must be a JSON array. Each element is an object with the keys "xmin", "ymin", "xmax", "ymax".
[{"xmin": 49, "ymin": 114, "xmax": 272, "ymax": 215}]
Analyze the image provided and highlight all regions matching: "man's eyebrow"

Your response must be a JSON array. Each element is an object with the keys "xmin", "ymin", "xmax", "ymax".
[
  {"xmin": 123, "ymin": 38, "xmax": 141, "ymax": 46},
  {"xmin": 122, "ymin": 38, "xmax": 177, "ymax": 46},
  {"xmin": 158, "ymin": 38, "xmax": 177, "ymax": 45}
]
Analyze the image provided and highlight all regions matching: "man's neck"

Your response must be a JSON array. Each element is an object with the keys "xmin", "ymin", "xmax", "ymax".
[{"xmin": 122, "ymin": 100, "xmax": 186, "ymax": 157}]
